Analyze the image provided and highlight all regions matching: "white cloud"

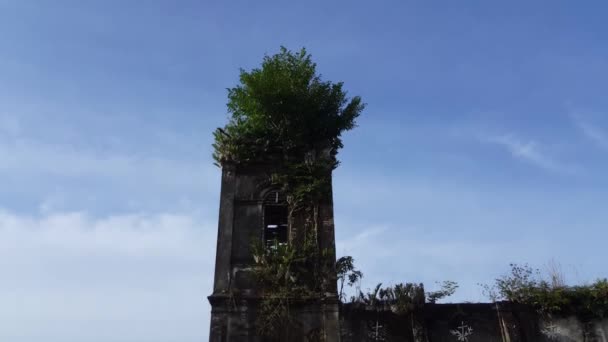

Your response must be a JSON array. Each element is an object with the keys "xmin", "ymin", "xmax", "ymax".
[
  {"xmin": 572, "ymin": 115, "xmax": 608, "ymax": 150},
  {"xmin": 0, "ymin": 139, "xmax": 215, "ymax": 188},
  {"xmin": 0, "ymin": 137, "xmax": 220, "ymax": 215},
  {"xmin": 484, "ymin": 134, "xmax": 576, "ymax": 174},
  {"xmin": 0, "ymin": 109, "xmax": 217, "ymax": 201},
  {"xmin": 0, "ymin": 209, "xmax": 216, "ymax": 342}
]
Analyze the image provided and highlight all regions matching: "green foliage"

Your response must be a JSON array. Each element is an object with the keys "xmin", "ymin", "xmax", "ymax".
[
  {"xmin": 532, "ymin": 279, "xmax": 608, "ymax": 320},
  {"xmin": 271, "ymin": 153, "xmax": 335, "ymax": 213},
  {"xmin": 355, "ymin": 282, "xmax": 455, "ymax": 314},
  {"xmin": 252, "ymin": 235, "xmax": 331, "ymax": 296},
  {"xmin": 212, "ymin": 46, "xmax": 364, "ymax": 165},
  {"xmin": 252, "ymin": 241, "xmax": 303, "ymax": 294},
  {"xmin": 256, "ymin": 292, "xmax": 293, "ymax": 339},
  {"xmin": 426, "ymin": 280, "xmax": 459, "ymax": 304},
  {"xmin": 359, "ymin": 283, "xmax": 384, "ymax": 307},
  {"xmin": 383, "ymin": 283, "xmax": 426, "ymax": 314},
  {"xmin": 336, "ymin": 256, "xmax": 363, "ymax": 302},
  {"xmin": 251, "ymin": 235, "xmax": 333, "ymax": 338},
  {"xmin": 251, "ymin": 240, "xmax": 302, "ymax": 338},
  {"xmin": 482, "ymin": 263, "xmax": 608, "ymax": 321},
  {"xmin": 496, "ymin": 263, "xmax": 541, "ymax": 303}
]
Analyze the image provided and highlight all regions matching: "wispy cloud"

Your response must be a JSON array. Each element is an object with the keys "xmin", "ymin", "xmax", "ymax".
[
  {"xmin": 484, "ymin": 134, "xmax": 577, "ymax": 174},
  {"xmin": 0, "ymin": 136, "xmax": 220, "ymax": 215},
  {"xmin": 0, "ymin": 140, "xmax": 214, "ymax": 188},
  {"xmin": 571, "ymin": 114, "xmax": 608, "ymax": 150}
]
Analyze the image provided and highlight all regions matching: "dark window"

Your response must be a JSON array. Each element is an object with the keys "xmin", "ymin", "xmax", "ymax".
[
  {"xmin": 263, "ymin": 191, "xmax": 288, "ymax": 247},
  {"xmin": 264, "ymin": 205, "xmax": 288, "ymax": 247}
]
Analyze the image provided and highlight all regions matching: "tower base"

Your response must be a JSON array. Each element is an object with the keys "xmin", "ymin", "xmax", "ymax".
[{"xmin": 209, "ymin": 295, "xmax": 340, "ymax": 342}]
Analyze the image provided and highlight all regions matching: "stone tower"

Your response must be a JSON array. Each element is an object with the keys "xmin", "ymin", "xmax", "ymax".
[{"xmin": 208, "ymin": 161, "xmax": 341, "ymax": 341}]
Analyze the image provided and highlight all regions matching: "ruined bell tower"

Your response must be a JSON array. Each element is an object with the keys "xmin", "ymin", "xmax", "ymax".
[
  {"xmin": 207, "ymin": 46, "xmax": 363, "ymax": 341},
  {"xmin": 208, "ymin": 160, "xmax": 341, "ymax": 341}
]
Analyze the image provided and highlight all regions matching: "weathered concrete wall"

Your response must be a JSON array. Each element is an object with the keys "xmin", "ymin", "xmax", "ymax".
[
  {"xmin": 340, "ymin": 302, "xmax": 608, "ymax": 342},
  {"xmin": 209, "ymin": 296, "xmax": 340, "ymax": 342},
  {"xmin": 209, "ymin": 162, "xmax": 341, "ymax": 341}
]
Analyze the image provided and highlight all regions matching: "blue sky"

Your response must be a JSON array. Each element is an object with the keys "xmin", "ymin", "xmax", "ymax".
[{"xmin": 1, "ymin": 1, "xmax": 608, "ymax": 341}]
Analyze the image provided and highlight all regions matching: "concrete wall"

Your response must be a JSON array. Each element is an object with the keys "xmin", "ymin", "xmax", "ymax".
[
  {"xmin": 340, "ymin": 302, "xmax": 608, "ymax": 342},
  {"xmin": 209, "ymin": 297, "xmax": 340, "ymax": 342},
  {"xmin": 209, "ymin": 162, "xmax": 341, "ymax": 341}
]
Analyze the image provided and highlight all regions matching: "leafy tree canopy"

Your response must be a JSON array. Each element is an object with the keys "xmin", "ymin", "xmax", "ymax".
[{"xmin": 213, "ymin": 46, "xmax": 365, "ymax": 165}]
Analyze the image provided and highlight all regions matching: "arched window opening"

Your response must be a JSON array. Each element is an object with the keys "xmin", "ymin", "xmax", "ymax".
[{"xmin": 263, "ymin": 190, "xmax": 288, "ymax": 247}]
